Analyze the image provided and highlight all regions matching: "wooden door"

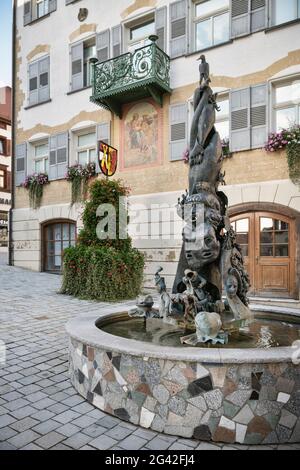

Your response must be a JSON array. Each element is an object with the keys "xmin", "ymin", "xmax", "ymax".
[
  {"xmin": 43, "ymin": 221, "xmax": 76, "ymax": 273},
  {"xmin": 231, "ymin": 212, "xmax": 295, "ymax": 298},
  {"xmin": 254, "ymin": 212, "xmax": 295, "ymax": 297}
]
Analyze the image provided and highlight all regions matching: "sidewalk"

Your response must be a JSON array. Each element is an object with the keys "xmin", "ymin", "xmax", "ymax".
[{"xmin": 0, "ymin": 265, "xmax": 299, "ymax": 451}]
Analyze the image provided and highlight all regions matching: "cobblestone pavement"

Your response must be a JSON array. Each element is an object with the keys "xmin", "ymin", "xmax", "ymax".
[
  {"xmin": 0, "ymin": 252, "xmax": 8, "ymax": 266},
  {"xmin": 0, "ymin": 265, "xmax": 300, "ymax": 451}
]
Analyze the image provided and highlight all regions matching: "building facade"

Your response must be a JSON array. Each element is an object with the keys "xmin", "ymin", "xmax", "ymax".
[
  {"xmin": 13, "ymin": 0, "xmax": 300, "ymax": 299},
  {"xmin": 0, "ymin": 87, "xmax": 12, "ymax": 258}
]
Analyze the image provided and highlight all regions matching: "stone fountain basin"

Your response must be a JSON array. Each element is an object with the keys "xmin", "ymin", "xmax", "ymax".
[{"xmin": 66, "ymin": 305, "xmax": 300, "ymax": 445}]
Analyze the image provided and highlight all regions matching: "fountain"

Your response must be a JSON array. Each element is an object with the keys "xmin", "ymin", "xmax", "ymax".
[{"xmin": 67, "ymin": 57, "xmax": 300, "ymax": 445}]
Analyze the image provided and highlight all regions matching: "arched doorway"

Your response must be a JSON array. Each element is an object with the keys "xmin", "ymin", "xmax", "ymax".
[
  {"xmin": 42, "ymin": 220, "xmax": 76, "ymax": 273},
  {"xmin": 230, "ymin": 211, "xmax": 296, "ymax": 298}
]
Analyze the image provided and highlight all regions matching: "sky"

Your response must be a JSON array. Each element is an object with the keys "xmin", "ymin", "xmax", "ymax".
[{"xmin": 0, "ymin": 0, "xmax": 13, "ymax": 87}]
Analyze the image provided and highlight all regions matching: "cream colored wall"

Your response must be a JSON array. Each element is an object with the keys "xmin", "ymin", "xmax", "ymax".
[
  {"xmin": 15, "ymin": 0, "xmax": 300, "ymax": 137},
  {"xmin": 13, "ymin": 0, "xmax": 300, "ymax": 291},
  {"xmin": 13, "ymin": 179, "xmax": 300, "ymax": 281}
]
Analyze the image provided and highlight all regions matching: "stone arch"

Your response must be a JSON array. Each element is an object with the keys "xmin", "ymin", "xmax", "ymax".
[
  {"xmin": 228, "ymin": 201, "xmax": 300, "ymax": 300},
  {"xmin": 37, "ymin": 204, "xmax": 80, "ymax": 226},
  {"xmin": 228, "ymin": 201, "xmax": 300, "ymax": 219},
  {"xmin": 40, "ymin": 214, "xmax": 79, "ymax": 273}
]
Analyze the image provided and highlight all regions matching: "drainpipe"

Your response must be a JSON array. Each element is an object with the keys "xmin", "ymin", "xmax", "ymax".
[{"xmin": 9, "ymin": 0, "xmax": 17, "ymax": 266}]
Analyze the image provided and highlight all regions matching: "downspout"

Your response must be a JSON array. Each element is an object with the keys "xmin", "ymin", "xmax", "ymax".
[{"xmin": 9, "ymin": 0, "xmax": 17, "ymax": 266}]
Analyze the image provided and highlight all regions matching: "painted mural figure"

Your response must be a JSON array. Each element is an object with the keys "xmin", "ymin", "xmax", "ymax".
[{"xmin": 124, "ymin": 102, "xmax": 159, "ymax": 168}]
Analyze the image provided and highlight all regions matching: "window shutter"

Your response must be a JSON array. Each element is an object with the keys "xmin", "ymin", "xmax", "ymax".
[
  {"xmin": 38, "ymin": 56, "xmax": 50, "ymax": 103},
  {"xmin": 24, "ymin": 1, "xmax": 32, "ymax": 26},
  {"xmin": 49, "ymin": 133, "xmax": 69, "ymax": 181},
  {"xmin": 16, "ymin": 143, "xmax": 27, "ymax": 187},
  {"xmin": 28, "ymin": 62, "xmax": 39, "ymax": 106},
  {"xmin": 155, "ymin": 6, "xmax": 167, "ymax": 52},
  {"xmin": 169, "ymin": 0, "xmax": 188, "ymax": 59},
  {"xmin": 251, "ymin": 0, "xmax": 266, "ymax": 32},
  {"xmin": 96, "ymin": 123, "xmax": 111, "ymax": 173},
  {"xmin": 169, "ymin": 103, "xmax": 187, "ymax": 161},
  {"xmin": 49, "ymin": 0, "xmax": 57, "ymax": 13},
  {"xmin": 231, "ymin": 0, "xmax": 250, "ymax": 38},
  {"xmin": 71, "ymin": 42, "xmax": 84, "ymax": 91},
  {"xmin": 6, "ymin": 172, "xmax": 11, "ymax": 192},
  {"xmin": 111, "ymin": 25, "xmax": 122, "ymax": 58},
  {"xmin": 97, "ymin": 30, "xmax": 111, "ymax": 63},
  {"xmin": 230, "ymin": 87, "xmax": 251, "ymax": 152},
  {"xmin": 251, "ymin": 83, "xmax": 267, "ymax": 148}
]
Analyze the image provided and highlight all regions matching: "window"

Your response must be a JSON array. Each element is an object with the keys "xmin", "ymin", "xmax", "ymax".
[
  {"xmin": 28, "ymin": 56, "xmax": 50, "ymax": 107},
  {"xmin": 0, "ymin": 169, "xmax": 5, "ymax": 189},
  {"xmin": 260, "ymin": 217, "xmax": 289, "ymax": 257},
  {"xmin": 44, "ymin": 222, "xmax": 76, "ymax": 273},
  {"xmin": 231, "ymin": 0, "xmax": 267, "ymax": 38},
  {"xmin": 0, "ymin": 139, "xmax": 5, "ymax": 155},
  {"xmin": 24, "ymin": 0, "xmax": 56, "ymax": 26},
  {"xmin": 215, "ymin": 95, "xmax": 229, "ymax": 140},
  {"xmin": 194, "ymin": 0, "xmax": 229, "ymax": 51},
  {"xmin": 34, "ymin": 142, "xmax": 49, "ymax": 174},
  {"xmin": 270, "ymin": 0, "xmax": 300, "ymax": 27},
  {"xmin": 273, "ymin": 79, "xmax": 300, "ymax": 131},
  {"xmin": 84, "ymin": 39, "xmax": 96, "ymax": 88},
  {"xmin": 230, "ymin": 84, "xmax": 267, "ymax": 152},
  {"xmin": 231, "ymin": 218, "xmax": 249, "ymax": 257},
  {"xmin": 76, "ymin": 131, "xmax": 96, "ymax": 165},
  {"xmin": 36, "ymin": 0, "xmax": 49, "ymax": 18},
  {"xmin": 70, "ymin": 37, "xmax": 96, "ymax": 92},
  {"xmin": 127, "ymin": 18, "xmax": 155, "ymax": 52}
]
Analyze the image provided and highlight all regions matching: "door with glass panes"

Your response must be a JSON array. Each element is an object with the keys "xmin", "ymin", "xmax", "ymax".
[
  {"xmin": 231, "ymin": 212, "xmax": 295, "ymax": 298},
  {"xmin": 43, "ymin": 221, "xmax": 76, "ymax": 273}
]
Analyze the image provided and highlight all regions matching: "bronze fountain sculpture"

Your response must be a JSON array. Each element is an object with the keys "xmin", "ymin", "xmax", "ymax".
[{"xmin": 132, "ymin": 55, "xmax": 252, "ymax": 345}]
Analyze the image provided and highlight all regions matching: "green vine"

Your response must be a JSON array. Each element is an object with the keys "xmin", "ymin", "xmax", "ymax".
[
  {"xmin": 287, "ymin": 142, "xmax": 300, "ymax": 186},
  {"xmin": 61, "ymin": 179, "xmax": 145, "ymax": 301},
  {"xmin": 66, "ymin": 163, "xmax": 96, "ymax": 205},
  {"xmin": 23, "ymin": 173, "xmax": 49, "ymax": 210},
  {"xmin": 265, "ymin": 125, "xmax": 300, "ymax": 187}
]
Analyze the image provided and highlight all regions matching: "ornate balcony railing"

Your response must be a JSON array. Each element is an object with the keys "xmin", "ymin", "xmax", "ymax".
[{"xmin": 90, "ymin": 38, "xmax": 171, "ymax": 118}]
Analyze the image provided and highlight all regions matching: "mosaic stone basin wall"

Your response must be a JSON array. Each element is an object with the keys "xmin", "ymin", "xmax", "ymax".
[{"xmin": 67, "ymin": 311, "xmax": 300, "ymax": 445}]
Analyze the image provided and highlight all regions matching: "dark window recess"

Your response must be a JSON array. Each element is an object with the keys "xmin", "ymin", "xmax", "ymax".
[
  {"xmin": 16, "ymin": 158, "xmax": 25, "ymax": 172},
  {"xmin": 57, "ymin": 148, "xmax": 67, "ymax": 164},
  {"xmin": 171, "ymin": 18, "xmax": 186, "ymax": 39},
  {"xmin": 72, "ymin": 59, "xmax": 82, "ymax": 75},
  {"xmin": 171, "ymin": 122, "xmax": 186, "ymax": 141},
  {"xmin": 50, "ymin": 150, "xmax": 56, "ymax": 166},
  {"xmin": 251, "ymin": 105, "xmax": 266, "ymax": 126},
  {"xmin": 30, "ymin": 77, "xmax": 38, "ymax": 91},
  {"xmin": 232, "ymin": 109, "xmax": 248, "ymax": 130},
  {"xmin": 232, "ymin": 0, "xmax": 249, "ymax": 17},
  {"xmin": 40, "ymin": 72, "xmax": 49, "ymax": 87},
  {"xmin": 0, "ymin": 140, "xmax": 5, "ymax": 155}
]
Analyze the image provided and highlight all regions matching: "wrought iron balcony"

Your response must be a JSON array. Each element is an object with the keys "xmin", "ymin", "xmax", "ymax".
[{"xmin": 90, "ymin": 37, "xmax": 171, "ymax": 118}]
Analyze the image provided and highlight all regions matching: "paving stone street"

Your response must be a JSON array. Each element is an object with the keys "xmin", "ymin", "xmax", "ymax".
[{"xmin": 0, "ymin": 265, "xmax": 299, "ymax": 451}]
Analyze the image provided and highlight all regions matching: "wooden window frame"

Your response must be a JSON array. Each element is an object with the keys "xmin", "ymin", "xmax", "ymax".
[
  {"xmin": 0, "ymin": 138, "xmax": 7, "ymax": 156},
  {"xmin": 271, "ymin": 75, "xmax": 300, "ymax": 132},
  {"xmin": 41, "ymin": 219, "xmax": 77, "ymax": 273},
  {"xmin": 0, "ymin": 166, "xmax": 7, "ymax": 191}
]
